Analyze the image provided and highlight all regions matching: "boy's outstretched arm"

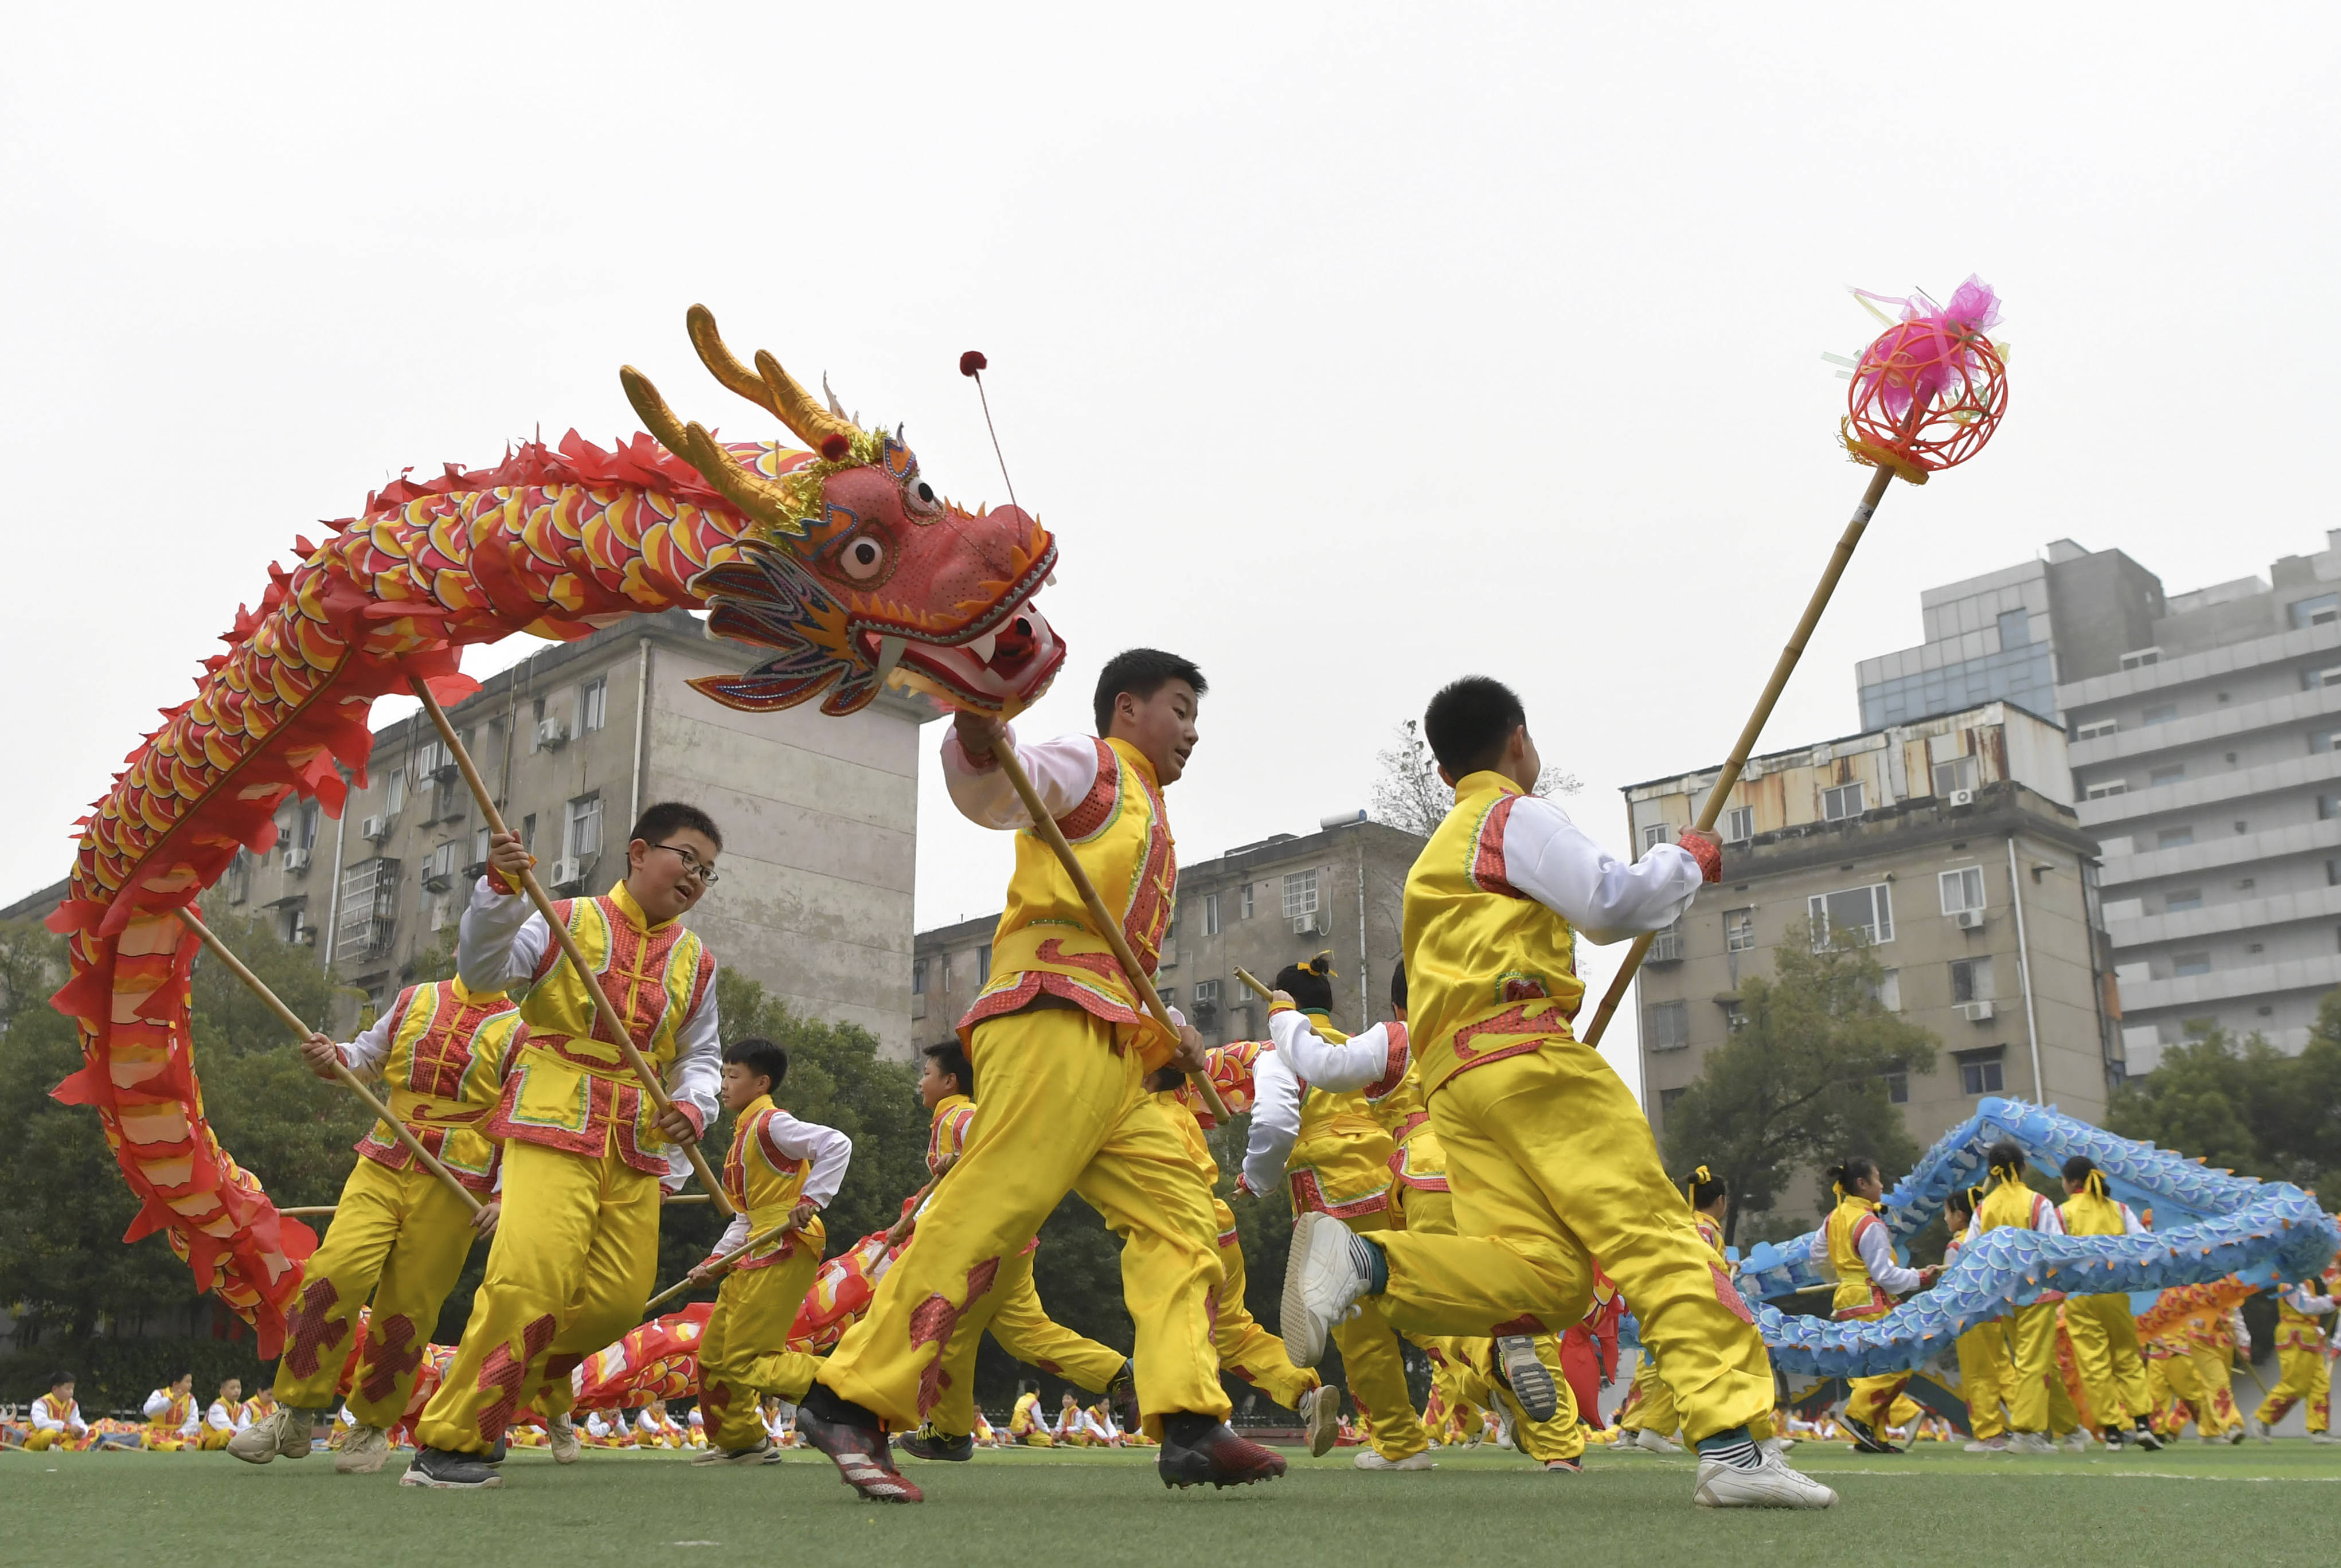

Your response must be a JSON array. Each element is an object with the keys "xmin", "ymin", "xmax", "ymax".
[
  {"xmin": 1499, "ymin": 795, "xmax": 1707, "ymax": 943},
  {"xmin": 941, "ymin": 714, "xmax": 1105, "ymax": 830}
]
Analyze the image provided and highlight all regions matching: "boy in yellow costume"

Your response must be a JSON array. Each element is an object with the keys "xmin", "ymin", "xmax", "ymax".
[
  {"xmin": 231, "ymin": 975, "xmax": 518, "ymax": 1472},
  {"xmin": 1941, "ymin": 1189, "xmax": 2016, "ymax": 1453},
  {"xmin": 797, "ymin": 651, "xmax": 1281, "ymax": 1502},
  {"xmin": 142, "ymin": 1373, "xmax": 199, "ymax": 1449},
  {"xmin": 689, "ymin": 1035, "xmax": 852, "ymax": 1464},
  {"xmin": 23, "ymin": 1373, "xmax": 91, "ymax": 1452},
  {"xmin": 198, "ymin": 1378, "xmax": 244, "ymax": 1450},
  {"xmin": 2056, "ymin": 1155, "xmax": 2165, "ymax": 1450},
  {"xmin": 1281, "ymin": 678, "xmax": 1835, "ymax": 1509},
  {"xmin": 897, "ymin": 1042, "xmax": 1141, "ymax": 1463},
  {"xmin": 1823, "ymin": 1156, "xmax": 1941, "ymax": 1454},
  {"xmin": 1963, "ymin": 1140, "xmax": 2066, "ymax": 1456},
  {"xmin": 2252, "ymin": 1258, "xmax": 2337, "ymax": 1442},
  {"xmin": 1248, "ymin": 961, "xmax": 1580, "ymax": 1471},
  {"xmin": 1008, "ymin": 1384, "xmax": 1054, "ymax": 1445},
  {"xmin": 1616, "ymin": 1167, "xmax": 1736, "ymax": 1457},
  {"xmin": 403, "ymin": 801, "xmax": 726, "ymax": 1489}
]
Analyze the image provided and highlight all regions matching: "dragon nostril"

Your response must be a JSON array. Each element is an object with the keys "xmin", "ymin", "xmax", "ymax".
[{"xmin": 1014, "ymin": 617, "xmax": 1031, "ymax": 637}]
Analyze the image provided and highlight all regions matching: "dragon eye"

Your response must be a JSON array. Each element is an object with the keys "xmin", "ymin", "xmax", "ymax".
[
  {"xmin": 902, "ymin": 475, "xmax": 942, "ymax": 518},
  {"xmin": 837, "ymin": 533, "xmax": 889, "ymax": 582}
]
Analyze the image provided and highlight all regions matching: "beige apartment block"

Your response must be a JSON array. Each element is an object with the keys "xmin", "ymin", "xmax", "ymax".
[
  {"xmin": 913, "ymin": 818, "xmax": 1426, "ymax": 1053},
  {"xmin": 1624, "ymin": 702, "xmax": 2119, "ymax": 1151},
  {"xmin": 205, "ymin": 609, "xmax": 935, "ymax": 1056}
]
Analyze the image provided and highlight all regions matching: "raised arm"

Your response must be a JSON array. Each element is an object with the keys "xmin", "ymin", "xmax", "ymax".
[
  {"xmin": 1497, "ymin": 795, "xmax": 1705, "ymax": 944},
  {"xmin": 940, "ymin": 722, "xmax": 1107, "ymax": 830},
  {"xmin": 1239, "ymin": 1049, "xmax": 1303, "ymax": 1197},
  {"xmin": 457, "ymin": 871, "xmax": 549, "ymax": 994}
]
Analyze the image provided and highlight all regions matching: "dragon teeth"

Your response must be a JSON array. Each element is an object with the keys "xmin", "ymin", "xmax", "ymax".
[{"xmin": 966, "ymin": 630, "xmax": 998, "ymax": 666}]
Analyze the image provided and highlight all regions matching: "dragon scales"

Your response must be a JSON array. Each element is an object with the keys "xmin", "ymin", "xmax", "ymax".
[{"xmin": 44, "ymin": 310, "xmax": 1065, "ymax": 1352}]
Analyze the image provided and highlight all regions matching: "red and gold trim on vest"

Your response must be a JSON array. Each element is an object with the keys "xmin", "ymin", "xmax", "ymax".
[{"xmin": 1287, "ymin": 1167, "xmax": 1390, "ymax": 1221}]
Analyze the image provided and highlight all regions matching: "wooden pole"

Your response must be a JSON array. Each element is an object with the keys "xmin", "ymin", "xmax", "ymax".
[
  {"xmin": 641, "ymin": 1218, "xmax": 804, "ymax": 1312},
  {"xmin": 1234, "ymin": 965, "xmax": 1353, "ymax": 1043},
  {"xmin": 1580, "ymin": 463, "xmax": 1900, "ymax": 1047},
  {"xmin": 172, "ymin": 908, "xmax": 483, "ymax": 1215},
  {"xmin": 986, "ymin": 739, "xmax": 1232, "ymax": 1121},
  {"xmin": 408, "ymin": 677, "xmax": 736, "ymax": 1217}
]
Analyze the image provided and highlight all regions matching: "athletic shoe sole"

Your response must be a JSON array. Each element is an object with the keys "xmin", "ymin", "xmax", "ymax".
[
  {"xmin": 1495, "ymin": 1336, "xmax": 1558, "ymax": 1423},
  {"xmin": 1303, "ymin": 1387, "xmax": 1339, "ymax": 1458},
  {"xmin": 1280, "ymin": 1213, "xmax": 1349, "ymax": 1368}
]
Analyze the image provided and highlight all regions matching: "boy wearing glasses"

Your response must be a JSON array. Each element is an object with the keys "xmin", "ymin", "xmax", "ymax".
[{"xmin": 405, "ymin": 801, "xmax": 726, "ymax": 1489}]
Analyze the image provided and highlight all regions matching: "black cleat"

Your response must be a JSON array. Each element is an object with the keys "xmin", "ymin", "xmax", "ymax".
[
  {"xmin": 1158, "ymin": 1420, "xmax": 1287, "ymax": 1490},
  {"xmin": 1840, "ymin": 1414, "xmax": 1902, "ymax": 1455},
  {"xmin": 398, "ymin": 1446, "xmax": 504, "ymax": 1489},
  {"xmin": 795, "ymin": 1398, "xmax": 923, "ymax": 1503},
  {"xmin": 897, "ymin": 1426, "xmax": 975, "ymax": 1462}
]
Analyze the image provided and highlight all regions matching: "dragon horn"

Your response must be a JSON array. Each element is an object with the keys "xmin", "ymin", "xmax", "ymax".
[
  {"xmin": 619, "ymin": 366, "xmax": 802, "ymax": 533},
  {"xmin": 683, "ymin": 304, "xmax": 859, "ymax": 456}
]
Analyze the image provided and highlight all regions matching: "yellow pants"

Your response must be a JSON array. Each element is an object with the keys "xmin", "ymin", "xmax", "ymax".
[
  {"xmin": 2062, "ymin": 1292, "xmax": 2151, "ymax": 1427},
  {"xmin": 924, "ymin": 1245, "xmax": 1128, "ymax": 1438},
  {"xmin": 1012, "ymin": 1425, "xmax": 1054, "ymax": 1446},
  {"xmin": 1994, "ymin": 1301, "xmax": 2058, "ymax": 1434},
  {"xmin": 415, "ymin": 1139, "xmax": 661, "ymax": 1454},
  {"xmin": 698, "ymin": 1244, "xmax": 826, "ymax": 1450},
  {"xmin": 1616, "ymin": 1349, "xmax": 1675, "ymax": 1436},
  {"xmin": 1209, "ymin": 1201, "xmax": 1321, "ymax": 1412},
  {"xmin": 276, "ymin": 1155, "xmax": 481, "ymax": 1425},
  {"xmin": 197, "ymin": 1425, "xmax": 234, "ymax": 1450},
  {"xmin": 1846, "ymin": 1373, "xmax": 1912, "ymax": 1428},
  {"xmin": 2187, "ymin": 1344, "xmax": 2241, "ymax": 1434},
  {"xmin": 1370, "ymin": 1043, "xmax": 1773, "ymax": 1444},
  {"xmin": 816, "ymin": 1006, "xmax": 1226, "ymax": 1429},
  {"xmin": 1955, "ymin": 1319, "xmax": 2014, "ymax": 1440},
  {"xmin": 1329, "ymin": 1210, "xmax": 1432, "ymax": 1460},
  {"xmin": 2256, "ymin": 1343, "xmax": 2332, "ymax": 1433}
]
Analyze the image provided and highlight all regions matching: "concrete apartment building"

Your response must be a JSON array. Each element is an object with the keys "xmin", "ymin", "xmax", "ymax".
[
  {"xmin": 913, "ymin": 817, "xmax": 1425, "ymax": 1053},
  {"xmin": 1625, "ymin": 702, "xmax": 2118, "ymax": 1149},
  {"xmin": 201, "ymin": 609, "xmax": 936, "ymax": 1055},
  {"xmin": 1856, "ymin": 534, "xmax": 2341, "ymax": 1067}
]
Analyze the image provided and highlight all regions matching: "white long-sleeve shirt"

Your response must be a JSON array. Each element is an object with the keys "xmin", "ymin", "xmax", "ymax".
[
  {"xmin": 205, "ymin": 1399, "xmax": 239, "ymax": 1434},
  {"xmin": 1240, "ymin": 1013, "xmax": 1408, "ymax": 1196},
  {"xmin": 143, "ymin": 1390, "xmax": 200, "ymax": 1434},
  {"xmin": 30, "ymin": 1396, "xmax": 86, "ymax": 1435},
  {"xmin": 940, "ymin": 725, "xmax": 1108, "ymax": 829},
  {"xmin": 1853, "ymin": 1218, "xmax": 1924, "ymax": 1296},
  {"xmin": 456, "ymin": 877, "xmax": 721, "ymax": 1144},
  {"xmin": 2283, "ymin": 1281, "xmax": 2337, "ymax": 1315},
  {"xmin": 711, "ymin": 1112, "xmax": 854, "ymax": 1256},
  {"xmin": 1486, "ymin": 794, "xmax": 1705, "ymax": 944}
]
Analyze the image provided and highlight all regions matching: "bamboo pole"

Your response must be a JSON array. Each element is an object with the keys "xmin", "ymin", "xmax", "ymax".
[
  {"xmin": 641, "ymin": 1218, "xmax": 805, "ymax": 1312},
  {"xmin": 984, "ymin": 736, "xmax": 1231, "ymax": 1121},
  {"xmin": 173, "ymin": 908, "xmax": 483, "ymax": 1215},
  {"xmin": 408, "ymin": 677, "xmax": 735, "ymax": 1217},
  {"xmin": 1578, "ymin": 463, "xmax": 1900, "ymax": 1047}
]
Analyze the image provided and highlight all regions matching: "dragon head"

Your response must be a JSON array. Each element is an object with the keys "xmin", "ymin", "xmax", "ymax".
[{"xmin": 620, "ymin": 306, "xmax": 1065, "ymax": 717}]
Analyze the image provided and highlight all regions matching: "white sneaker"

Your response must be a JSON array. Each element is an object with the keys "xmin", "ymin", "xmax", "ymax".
[
  {"xmin": 2253, "ymin": 1419, "xmax": 2275, "ymax": 1444},
  {"xmin": 1694, "ymin": 1448, "xmax": 1838, "ymax": 1509},
  {"xmin": 335, "ymin": 1424, "xmax": 391, "ymax": 1474},
  {"xmin": 1353, "ymin": 1447, "xmax": 1436, "ymax": 1471},
  {"xmin": 1632, "ymin": 1428, "xmax": 1683, "ymax": 1456},
  {"xmin": 1494, "ymin": 1336, "xmax": 1559, "ymax": 1423},
  {"xmin": 1280, "ymin": 1213, "xmax": 1372, "ymax": 1368},
  {"xmin": 1301, "ymin": 1385, "xmax": 1340, "ymax": 1458},
  {"xmin": 2311, "ymin": 1432, "xmax": 2339, "ymax": 1445},
  {"xmin": 1764, "ymin": 1435, "xmax": 1797, "ymax": 1454},
  {"xmin": 548, "ymin": 1414, "xmax": 581, "ymax": 1465},
  {"xmin": 2061, "ymin": 1431, "xmax": 2091, "ymax": 1454},
  {"xmin": 2005, "ymin": 1432, "xmax": 2056, "ymax": 1455},
  {"xmin": 226, "ymin": 1406, "xmax": 311, "ymax": 1465},
  {"xmin": 1963, "ymin": 1436, "xmax": 2009, "ymax": 1453}
]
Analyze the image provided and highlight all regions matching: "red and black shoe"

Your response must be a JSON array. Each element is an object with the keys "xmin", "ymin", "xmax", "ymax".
[
  {"xmin": 795, "ymin": 1395, "xmax": 924, "ymax": 1504},
  {"xmin": 1158, "ymin": 1417, "xmax": 1288, "ymax": 1491}
]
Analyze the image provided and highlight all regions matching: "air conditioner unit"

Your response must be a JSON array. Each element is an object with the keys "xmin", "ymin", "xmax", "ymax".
[
  {"xmin": 1959, "ymin": 1000, "xmax": 1995, "ymax": 1022},
  {"xmin": 362, "ymin": 814, "xmax": 391, "ymax": 842},
  {"xmin": 536, "ymin": 718, "xmax": 570, "ymax": 749},
  {"xmin": 1291, "ymin": 913, "xmax": 1327, "ymax": 936},
  {"xmin": 282, "ymin": 846, "xmax": 310, "ymax": 873},
  {"xmin": 1953, "ymin": 909, "xmax": 1986, "ymax": 930},
  {"xmin": 549, "ymin": 855, "xmax": 583, "ymax": 888},
  {"xmin": 421, "ymin": 867, "xmax": 452, "ymax": 892},
  {"xmin": 1949, "ymin": 788, "xmax": 1976, "ymax": 807}
]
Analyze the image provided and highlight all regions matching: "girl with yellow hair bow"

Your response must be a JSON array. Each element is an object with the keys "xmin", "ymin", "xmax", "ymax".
[{"xmin": 2057, "ymin": 1155, "xmax": 2164, "ymax": 1451}]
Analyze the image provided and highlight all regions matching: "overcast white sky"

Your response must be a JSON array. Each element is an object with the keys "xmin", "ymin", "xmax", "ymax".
[{"xmin": 6, "ymin": 5, "xmax": 2336, "ymax": 1094}]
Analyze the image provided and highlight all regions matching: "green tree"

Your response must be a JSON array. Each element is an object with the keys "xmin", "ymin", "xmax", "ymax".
[
  {"xmin": 1659, "ymin": 929, "xmax": 1939, "ymax": 1245},
  {"xmin": 2107, "ymin": 1011, "xmax": 2341, "ymax": 1199}
]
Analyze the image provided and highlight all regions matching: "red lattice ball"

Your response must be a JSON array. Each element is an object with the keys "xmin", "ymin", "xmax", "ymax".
[{"xmin": 1842, "ymin": 278, "xmax": 2008, "ymax": 482}]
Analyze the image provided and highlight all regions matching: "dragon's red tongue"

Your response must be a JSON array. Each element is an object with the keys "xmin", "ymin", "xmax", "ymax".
[{"xmin": 990, "ymin": 616, "xmax": 1038, "ymax": 674}]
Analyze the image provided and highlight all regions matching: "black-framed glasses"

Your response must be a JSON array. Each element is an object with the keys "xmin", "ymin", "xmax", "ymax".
[{"xmin": 650, "ymin": 842, "xmax": 720, "ymax": 883}]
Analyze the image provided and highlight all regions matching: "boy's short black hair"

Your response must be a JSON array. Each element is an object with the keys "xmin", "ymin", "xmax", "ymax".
[
  {"xmin": 1146, "ymin": 1063, "xmax": 1184, "ymax": 1094},
  {"xmin": 1275, "ymin": 957, "xmax": 1335, "ymax": 1014},
  {"xmin": 49, "ymin": 1371, "xmax": 73, "ymax": 1390},
  {"xmin": 1388, "ymin": 960, "xmax": 1408, "ymax": 1014},
  {"xmin": 722, "ymin": 1036, "xmax": 789, "ymax": 1091},
  {"xmin": 1422, "ymin": 676, "xmax": 1527, "ymax": 777},
  {"xmin": 1093, "ymin": 648, "xmax": 1207, "ymax": 736},
  {"xmin": 630, "ymin": 800, "xmax": 723, "ymax": 853},
  {"xmin": 922, "ymin": 1041, "xmax": 974, "ymax": 1100}
]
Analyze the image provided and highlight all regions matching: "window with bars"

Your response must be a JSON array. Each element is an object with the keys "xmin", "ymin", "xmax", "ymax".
[
  {"xmin": 1282, "ymin": 870, "xmax": 1319, "ymax": 919},
  {"xmin": 337, "ymin": 858, "xmax": 400, "ymax": 959},
  {"xmin": 1193, "ymin": 979, "xmax": 1222, "ymax": 1031}
]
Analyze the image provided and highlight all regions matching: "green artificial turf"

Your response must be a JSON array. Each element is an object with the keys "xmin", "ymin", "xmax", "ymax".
[{"xmin": 8, "ymin": 1438, "xmax": 2336, "ymax": 1566}]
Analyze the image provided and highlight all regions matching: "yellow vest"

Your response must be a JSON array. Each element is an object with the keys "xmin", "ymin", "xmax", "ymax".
[
  {"xmin": 720, "ymin": 1093, "xmax": 824, "ymax": 1268},
  {"xmin": 1824, "ymin": 1192, "xmax": 1892, "ymax": 1320},
  {"xmin": 1695, "ymin": 1214, "xmax": 1726, "ymax": 1265},
  {"xmin": 1284, "ymin": 1012, "xmax": 1400, "ymax": 1219},
  {"xmin": 959, "ymin": 737, "xmax": 1180, "ymax": 1066},
  {"xmin": 1011, "ymin": 1391, "xmax": 1046, "ymax": 1433},
  {"xmin": 147, "ymin": 1391, "xmax": 191, "ymax": 1432},
  {"xmin": 926, "ymin": 1093, "xmax": 978, "ymax": 1177},
  {"xmin": 2276, "ymin": 1261, "xmax": 2339, "ymax": 1350},
  {"xmin": 358, "ymin": 977, "xmax": 519, "ymax": 1192},
  {"xmin": 1976, "ymin": 1176, "xmax": 2049, "ymax": 1235},
  {"xmin": 1403, "ymin": 772, "xmax": 1585, "ymax": 1097},
  {"xmin": 2058, "ymin": 1187, "xmax": 2128, "ymax": 1238},
  {"xmin": 487, "ymin": 879, "xmax": 714, "ymax": 1174}
]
